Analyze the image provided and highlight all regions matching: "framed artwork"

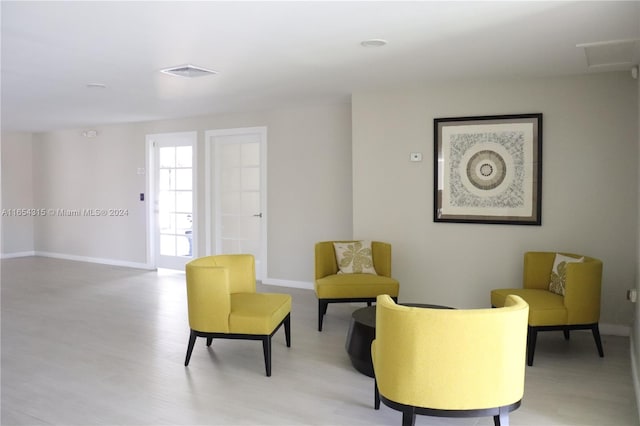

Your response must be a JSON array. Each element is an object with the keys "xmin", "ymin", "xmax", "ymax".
[{"xmin": 434, "ymin": 113, "xmax": 542, "ymax": 225}]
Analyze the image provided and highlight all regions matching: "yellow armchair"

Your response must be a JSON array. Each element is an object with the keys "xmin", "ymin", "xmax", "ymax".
[
  {"xmin": 372, "ymin": 295, "xmax": 529, "ymax": 426},
  {"xmin": 314, "ymin": 241, "xmax": 399, "ymax": 331},
  {"xmin": 184, "ymin": 254, "xmax": 291, "ymax": 376},
  {"xmin": 491, "ymin": 251, "xmax": 603, "ymax": 366}
]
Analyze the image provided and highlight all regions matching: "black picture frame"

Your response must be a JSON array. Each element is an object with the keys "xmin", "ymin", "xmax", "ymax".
[{"xmin": 434, "ymin": 113, "xmax": 542, "ymax": 225}]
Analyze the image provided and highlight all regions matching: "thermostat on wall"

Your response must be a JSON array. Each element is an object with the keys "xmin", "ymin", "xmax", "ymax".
[{"xmin": 410, "ymin": 152, "xmax": 422, "ymax": 162}]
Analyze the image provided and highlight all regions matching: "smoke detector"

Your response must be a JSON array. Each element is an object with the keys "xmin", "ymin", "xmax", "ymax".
[
  {"xmin": 360, "ymin": 39, "xmax": 388, "ymax": 47},
  {"xmin": 160, "ymin": 64, "xmax": 218, "ymax": 78}
]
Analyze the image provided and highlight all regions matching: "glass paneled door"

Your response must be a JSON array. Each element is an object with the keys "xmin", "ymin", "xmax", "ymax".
[
  {"xmin": 205, "ymin": 127, "xmax": 266, "ymax": 279},
  {"xmin": 149, "ymin": 132, "xmax": 196, "ymax": 270}
]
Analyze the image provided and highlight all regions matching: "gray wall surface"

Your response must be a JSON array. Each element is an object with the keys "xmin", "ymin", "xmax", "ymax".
[{"xmin": 352, "ymin": 72, "xmax": 638, "ymax": 328}]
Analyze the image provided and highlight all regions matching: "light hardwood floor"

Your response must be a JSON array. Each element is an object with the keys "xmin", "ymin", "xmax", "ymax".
[{"xmin": 1, "ymin": 256, "xmax": 638, "ymax": 425}]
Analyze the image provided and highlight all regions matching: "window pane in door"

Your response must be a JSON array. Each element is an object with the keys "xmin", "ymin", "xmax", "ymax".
[
  {"xmin": 176, "ymin": 213, "xmax": 192, "ymax": 233},
  {"xmin": 221, "ymin": 144, "xmax": 240, "ymax": 167},
  {"xmin": 241, "ymin": 143, "xmax": 259, "ymax": 166},
  {"xmin": 159, "ymin": 147, "xmax": 176, "ymax": 168},
  {"xmin": 242, "ymin": 239, "xmax": 260, "ymax": 257},
  {"xmin": 240, "ymin": 192, "xmax": 260, "ymax": 215},
  {"xmin": 177, "ymin": 235, "xmax": 191, "ymax": 257},
  {"xmin": 221, "ymin": 239, "xmax": 240, "ymax": 253},
  {"xmin": 222, "ymin": 168, "xmax": 241, "ymax": 191},
  {"xmin": 159, "ymin": 169, "xmax": 174, "ymax": 190},
  {"xmin": 175, "ymin": 191, "xmax": 192, "ymax": 213},
  {"xmin": 176, "ymin": 146, "xmax": 192, "ymax": 167},
  {"xmin": 221, "ymin": 216, "xmax": 240, "ymax": 239},
  {"xmin": 159, "ymin": 191, "xmax": 175, "ymax": 214},
  {"xmin": 242, "ymin": 168, "xmax": 260, "ymax": 191},
  {"xmin": 164, "ymin": 213, "xmax": 177, "ymax": 234},
  {"xmin": 221, "ymin": 192, "xmax": 241, "ymax": 214},
  {"xmin": 175, "ymin": 169, "xmax": 192, "ymax": 190},
  {"xmin": 239, "ymin": 216, "xmax": 260, "ymax": 240},
  {"xmin": 158, "ymin": 211, "xmax": 171, "ymax": 231}
]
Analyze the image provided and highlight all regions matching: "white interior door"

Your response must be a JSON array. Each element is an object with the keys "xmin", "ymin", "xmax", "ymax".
[
  {"xmin": 205, "ymin": 127, "xmax": 267, "ymax": 279},
  {"xmin": 147, "ymin": 132, "xmax": 196, "ymax": 270}
]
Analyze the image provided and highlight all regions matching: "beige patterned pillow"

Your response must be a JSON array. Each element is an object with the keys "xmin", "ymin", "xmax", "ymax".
[
  {"xmin": 549, "ymin": 253, "xmax": 584, "ymax": 296},
  {"xmin": 333, "ymin": 241, "xmax": 377, "ymax": 275}
]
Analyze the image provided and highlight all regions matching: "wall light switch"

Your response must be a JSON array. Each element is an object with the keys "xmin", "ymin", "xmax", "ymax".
[
  {"xmin": 410, "ymin": 152, "xmax": 422, "ymax": 162},
  {"xmin": 137, "ymin": 168, "xmax": 146, "ymax": 175}
]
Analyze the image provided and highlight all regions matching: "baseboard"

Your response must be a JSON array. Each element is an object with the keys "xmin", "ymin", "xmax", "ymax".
[
  {"xmin": 600, "ymin": 323, "xmax": 631, "ymax": 337},
  {"xmin": 631, "ymin": 333, "xmax": 640, "ymax": 422},
  {"xmin": 33, "ymin": 251, "xmax": 154, "ymax": 270},
  {"xmin": 261, "ymin": 277, "xmax": 313, "ymax": 290},
  {"xmin": 1, "ymin": 251, "xmax": 36, "ymax": 259}
]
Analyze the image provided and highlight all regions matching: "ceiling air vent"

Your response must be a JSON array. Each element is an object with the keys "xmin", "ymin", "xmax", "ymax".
[
  {"xmin": 576, "ymin": 39, "xmax": 640, "ymax": 69},
  {"xmin": 160, "ymin": 64, "xmax": 218, "ymax": 78}
]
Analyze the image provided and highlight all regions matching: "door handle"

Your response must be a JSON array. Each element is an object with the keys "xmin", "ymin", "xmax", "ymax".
[{"xmin": 253, "ymin": 213, "xmax": 263, "ymax": 218}]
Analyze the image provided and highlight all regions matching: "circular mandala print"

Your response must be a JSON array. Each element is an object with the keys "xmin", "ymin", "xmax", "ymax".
[{"xmin": 466, "ymin": 150, "xmax": 507, "ymax": 190}]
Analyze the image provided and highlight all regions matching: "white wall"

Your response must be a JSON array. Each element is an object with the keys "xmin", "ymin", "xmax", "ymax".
[
  {"xmin": 261, "ymin": 105, "xmax": 353, "ymax": 281},
  {"xmin": 1, "ymin": 132, "xmax": 35, "ymax": 255},
  {"xmin": 353, "ymin": 72, "xmax": 638, "ymax": 328},
  {"xmin": 3, "ymin": 102, "xmax": 352, "ymax": 282},
  {"xmin": 32, "ymin": 126, "xmax": 146, "ymax": 265}
]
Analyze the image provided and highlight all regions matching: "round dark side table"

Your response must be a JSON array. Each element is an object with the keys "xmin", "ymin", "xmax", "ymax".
[{"xmin": 345, "ymin": 303, "xmax": 452, "ymax": 377}]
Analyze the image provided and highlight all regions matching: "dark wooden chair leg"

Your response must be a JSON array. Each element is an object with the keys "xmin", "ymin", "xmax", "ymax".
[
  {"xmin": 374, "ymin": 380, "xmax": 380, "ymax": 409},
  {"xmin": 563, "ymin": 329, "xmax": 570, "ymax": 340},
  {"xmin": 401, "ymin": 407, "xmax": 416, "ymax": 426},
  {"xmin": 284, "ymin": 314, "xmax": 291, "ymax": 347},
  {"xmin": 318, "ymin": 300, "xmax": 328, "ymax": 331},
  {"xmin": 184, "ymin": 330, "xmax": 197, "ymax": 366},
  {"xmin": 262, "ymin": 336, "xmax": 272, "ymax": 377},
  {"xmin": 527, "ymin": 326, "xmax": 537, "ymax": 366},
  {"xmin": 592, "ymin": 324, "xmax": 604, "ymax": 357},
  {"xmin": 206, "ymin": 336, "xmax": 213, "ymax": 346}
]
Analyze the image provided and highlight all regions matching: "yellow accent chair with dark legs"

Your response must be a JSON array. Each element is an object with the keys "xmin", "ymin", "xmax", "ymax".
[
  {"xmin": 371, "ymin": 294, "xmax": 529, "ymax": 426},
  {"xmin": 491, "ymin": 251, "xmax": 603, "ymax": 366},
  {"xmin": 184, "ymin": 254, "xmax": 291, "ymax": 376},
  {"xmin": 314, "ymin": 240, "xmax": 399, "ymax": 331}
]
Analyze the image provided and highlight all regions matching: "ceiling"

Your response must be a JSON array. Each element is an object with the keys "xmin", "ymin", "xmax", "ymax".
[{"xmin": 2, "ymin": 1, "xmax": 639, "ymax": 133}]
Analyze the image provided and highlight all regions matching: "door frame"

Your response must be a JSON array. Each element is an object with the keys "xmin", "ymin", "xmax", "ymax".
[
  {"xmin": 204, "ymin": 127, "xmax": 267, "ymax": 279},
  {"xmin": 145, "ymin": 131, "xmax": 198, "ymax": 269}
]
